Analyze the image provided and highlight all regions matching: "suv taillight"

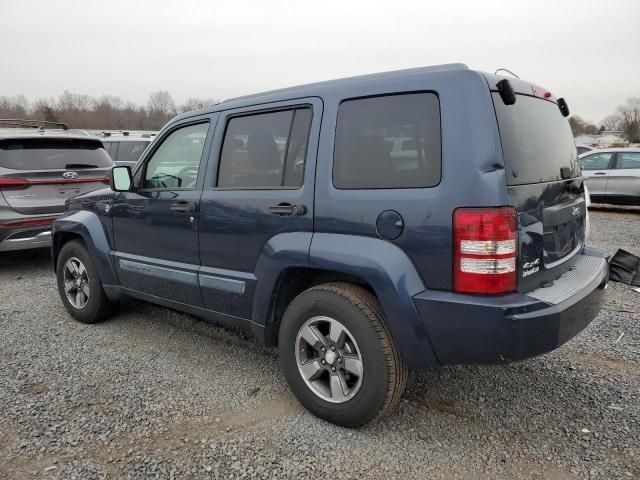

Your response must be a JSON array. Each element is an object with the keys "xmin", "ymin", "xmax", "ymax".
[
  {"xmin": 0, "ymin": 177, "xmax": 29, "ymax": 190},
  {"xmin": 453, "ymin": 207, "xmax": 517, "ymax": 295}
]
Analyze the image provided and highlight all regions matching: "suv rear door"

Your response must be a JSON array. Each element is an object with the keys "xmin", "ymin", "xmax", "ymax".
[
  {"xmin": 607, "ymin": 151, "xmax": 640, "ymax": 201},
  {"xmin": 0, "ymin": 137, "xmax": 112, "ymax": 215},
  {"xmin": 491, "ymin": 89, "xmax": 586, "ymax": 292},
  {"xmin": 580, "ymin": 151, "xmax": 615, "ymax": 197},
  {"xmin": 198, "ymin": 98, "xmax": 320, "ymax": 319}
]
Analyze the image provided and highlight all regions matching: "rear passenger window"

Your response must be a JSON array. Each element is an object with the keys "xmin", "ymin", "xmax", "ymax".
[
  {"xmin": 333, "ymin": 93, "xmax": 441, "ymax": 189},
  {"xmin": 217, "ymin": 107, "xmax": 312, "ymax": 188},
  {"xmin": 616, "ymin": 152, "xmax": 640, "ymax": 169}
]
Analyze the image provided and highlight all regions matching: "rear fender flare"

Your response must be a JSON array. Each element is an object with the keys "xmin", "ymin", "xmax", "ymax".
[
  {"xmin": 308, "ymin": 233, "xmax": 438, "ymax": 368},
  {"xmin": 252, "ymin": 232, "xmax": 313, "ymax": 324}
]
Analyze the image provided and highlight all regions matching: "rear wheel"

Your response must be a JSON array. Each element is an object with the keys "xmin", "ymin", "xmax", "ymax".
[
  {"xmin": 56, "ymin": 240, "xmax": 116, "ymax": 324},
  {"xmin": 278, "ymin": 282, "xmax": 407, "ymax": 427}
]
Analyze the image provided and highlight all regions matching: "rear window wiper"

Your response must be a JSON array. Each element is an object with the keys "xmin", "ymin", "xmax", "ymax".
[{"xmin": 65, "ymin": 163, "xmax": 99, "ymax": 169}]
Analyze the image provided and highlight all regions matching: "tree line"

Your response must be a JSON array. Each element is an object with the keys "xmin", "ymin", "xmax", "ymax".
[
  {"xmin": 569, "ymin": 97, "xmax": 640, "ymax": 141},
  {"xmin": 2, "ymin": 90, "xmax": 639, "ymax": 141},
  {"xmin": 0, "ymin": 91, "xmax": 218, "ymax": 131}
]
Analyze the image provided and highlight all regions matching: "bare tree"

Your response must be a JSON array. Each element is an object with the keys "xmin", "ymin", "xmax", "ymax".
[
  {"xmin": 617, "ymin": 97, "xmax": 640, "ymax": 142},
  {"xmin": 0, "ymin": 90, "xmax": 221, "ymax": 131},
  {"xmin": 0, "ymin": 95, "xmax": 29, "ymax": 118},
  {"xmin": 568, "ymin": 115, "xmax": 598, "ymax": 136},
  {"xmin": 32, "ymin": 98, "xmax": 58, "ymax": 123},
  {"xmin": 178, "ymin": 97, "xmax": 217, "ymax": 113},
  {"xmin": 147, "ymin": 90, "xmax": 176, "ymax": 129},
  {"xmin": 91, "ymin": 95, "xmax": 127, "ymax": 129},
  {"xmin": 600, "ymin": 114, "xmax": 622, "ymax": 131}
]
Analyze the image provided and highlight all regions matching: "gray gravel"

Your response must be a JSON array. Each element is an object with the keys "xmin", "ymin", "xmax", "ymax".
[{"xmin": 1, "ymin": 206, "xmax": 639, "ymax": 480}]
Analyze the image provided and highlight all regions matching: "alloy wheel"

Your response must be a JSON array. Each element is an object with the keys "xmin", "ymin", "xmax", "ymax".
[
  {"xmin": 295, "ymin": 316, "xmax": 364, "ymax": 403},
  {"xmin": 63, "ymin": 257, "xmax": 90, "ymax": 310}
]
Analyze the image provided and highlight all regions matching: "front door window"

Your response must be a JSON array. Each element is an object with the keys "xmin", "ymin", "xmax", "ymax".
[{"xmin": 143, "ymin": 123, "xmax": 209, "ymax": 189}]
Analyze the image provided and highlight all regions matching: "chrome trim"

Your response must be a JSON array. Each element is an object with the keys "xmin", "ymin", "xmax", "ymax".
[{"xmin": 0, "ymin": 230, "xmax": 51, "ymax": 252}]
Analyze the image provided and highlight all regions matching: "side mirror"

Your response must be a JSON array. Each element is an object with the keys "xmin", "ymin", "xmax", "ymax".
[{"xmin": 110, "ymin": 166, "xmax": 133, "ymax": 192}]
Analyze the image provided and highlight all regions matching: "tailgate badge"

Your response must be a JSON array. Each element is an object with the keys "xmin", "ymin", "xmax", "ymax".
[
  {"xmin": 571, "ymin": 205, "xmax": 581, "ymax": 217},
  {"xmin": 62, "ymin": 171, "xmax": 78, "ymax": 179},
  {"xmin": 522, "ymin": 259, "xmax": 541, "ymax": 277}
]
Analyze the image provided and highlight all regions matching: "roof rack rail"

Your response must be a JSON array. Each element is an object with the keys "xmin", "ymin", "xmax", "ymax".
[{"xmin": 0, "ymin": 118, "xmax": 70, "ymax": 131}]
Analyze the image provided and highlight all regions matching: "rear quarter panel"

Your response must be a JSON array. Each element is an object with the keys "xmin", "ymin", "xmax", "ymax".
[{"xmin": 313, "ymin": 69, "xmax": 507, "ymax": 291}]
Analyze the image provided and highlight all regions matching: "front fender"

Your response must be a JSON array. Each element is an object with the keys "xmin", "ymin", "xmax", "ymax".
[
  {"xmin": 309, "ymin": 233, "xmax": 438, "ymax": 368},
  {"xmin": 52, "ymin": 210, "xmax": 119, "ymax": 288}
]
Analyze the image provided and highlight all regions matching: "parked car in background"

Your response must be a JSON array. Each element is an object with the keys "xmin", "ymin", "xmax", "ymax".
[
  {"xmin": 52, "ymin": 64, "xmax": 607, "ymax": 427},
  {"xmin": 0, "ymin": 120, "xmax": 112, "ymax": 252},
  {"xmin": 580, "ymin": 148, "xmax": 640, "ymax": 205},
  {"xmin": 577, "ymin": 145, "xmax": 593, "ymax": 155},
  {"xmin": 101, "ymin": 133, "xmax": 153, "ymax": 168}
]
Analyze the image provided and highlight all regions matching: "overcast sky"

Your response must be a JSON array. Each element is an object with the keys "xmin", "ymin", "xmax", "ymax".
[{"xmin": 1, "ymin": 0, "xmax": 639, "ymax": 123}]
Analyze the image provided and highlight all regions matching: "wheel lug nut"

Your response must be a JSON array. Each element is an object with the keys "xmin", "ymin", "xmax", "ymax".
[
  {"xmin": 331, "ymin": 346, "xmax": 336, "ymax": 352},
  {"xmin": 321, "ymin": 360, "xmax": 326, "ymax": 365},
  {"xmin": 337, "ymin": 358, "xmax": 342, "ymax": 364},
  {"xmin": 321, "ymin": 347, "xmax": 326, "ymax": 353},
  {"xmin": 331, "ymin": 366, "xmax": 336, "ymax": 372}
]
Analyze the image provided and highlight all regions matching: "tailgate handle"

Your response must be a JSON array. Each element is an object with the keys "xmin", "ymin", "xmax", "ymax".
[{"xmin": 593, "ymin": 172, "xmax": 606, "ymax": 176}]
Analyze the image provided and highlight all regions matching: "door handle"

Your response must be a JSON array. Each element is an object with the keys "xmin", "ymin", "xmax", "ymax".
[
  {"xmin": 170, "ymin": 202, "xmax": 197, "ymax": 213},
  {"xmin": 593, "ymin": 172, "xmax": 607, "ymax": 176},
  {"xmin": 268, "ymin": 203, "xmax": 307, "ymax": 216}
]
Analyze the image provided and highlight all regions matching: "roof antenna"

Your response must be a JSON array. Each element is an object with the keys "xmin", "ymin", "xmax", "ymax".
[{"xmin": 494, "ymin": 68, "xmax": 520, "ymax": 79}]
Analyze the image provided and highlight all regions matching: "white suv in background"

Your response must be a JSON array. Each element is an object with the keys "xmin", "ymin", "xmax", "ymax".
[{"xmin": 580, "ymin": 148, "xmax": 640, "ymax": 205}]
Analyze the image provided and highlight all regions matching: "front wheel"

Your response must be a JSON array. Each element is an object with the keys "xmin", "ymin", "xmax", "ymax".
[
  {"xmin": 278, "ymin": 283, "xmax": 407, "ymax": 427},
  {"xmin": 56, "ymin": 240, "xmax": 116, "ymax": 324}
]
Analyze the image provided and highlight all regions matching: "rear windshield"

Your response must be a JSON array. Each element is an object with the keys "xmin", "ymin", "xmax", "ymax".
[
  {"xmin": 492, "ymin": 93, "xmax": 579, "ymax": 185},
  {"xmin": 116, "ymin": 140, "xmax": 149, "ymax": 163},
  {"xmin": 0, "ymin": 139, "xmax": 112, "ymax": 170}
]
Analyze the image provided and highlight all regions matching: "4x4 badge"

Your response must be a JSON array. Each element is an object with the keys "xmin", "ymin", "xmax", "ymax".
[
  {"xmin": 522, "ymin": 258, "xmax": 541, "ymax": 277},
  {"xmin": 62, "ymin": 171, "xmax": 78, "ymax": 179}
]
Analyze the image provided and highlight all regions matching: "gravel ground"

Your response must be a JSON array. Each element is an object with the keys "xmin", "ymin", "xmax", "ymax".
[{"xmin": 0, "ymin": 206, "xmax": 638, "ymax": 480}]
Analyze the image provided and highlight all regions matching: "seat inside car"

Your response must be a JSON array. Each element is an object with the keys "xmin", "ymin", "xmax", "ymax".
[{"xmin": 245, "ymin": 132, "xmax": 283, "ymax": 186}]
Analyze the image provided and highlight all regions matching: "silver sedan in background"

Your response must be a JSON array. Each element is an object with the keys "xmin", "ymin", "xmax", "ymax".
[{"xmin": 580, "ymin": 148, "xmax": 640, "ymax": 205}]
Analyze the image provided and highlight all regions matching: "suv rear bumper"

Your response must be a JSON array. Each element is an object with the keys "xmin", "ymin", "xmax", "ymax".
[{"xmin": 413, "ymin": 248, "xmax": 608, "ymax": 365}]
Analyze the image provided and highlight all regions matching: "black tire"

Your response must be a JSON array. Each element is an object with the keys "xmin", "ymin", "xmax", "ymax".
[
  {"xmin": 278, "ymin": 282, "xmax": 407, "ymax": 427},
  {"xmin": 56, "ymin": 239, "xmax": 116, "ymax": 324}
]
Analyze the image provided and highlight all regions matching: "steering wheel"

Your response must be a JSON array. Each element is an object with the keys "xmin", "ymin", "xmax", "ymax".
[
  {"xmin": 150, "ymin": 173, "xmax": 180, "ymax": 189},
  {"xmin": 177, "ymin": 166, "xmax": 200, "ymax": 187}
]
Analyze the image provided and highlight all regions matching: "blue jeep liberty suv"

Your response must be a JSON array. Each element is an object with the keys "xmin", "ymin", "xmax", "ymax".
[{"xmin": 52, "ymin": 64, "xmax": 608, "ymax": 427}]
